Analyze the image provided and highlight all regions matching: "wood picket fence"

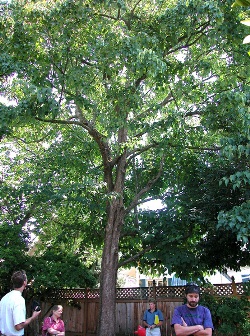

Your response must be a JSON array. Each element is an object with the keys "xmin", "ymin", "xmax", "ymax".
[{"xmin": 29, "ymin": 281, "xmax": 247, "ymax": 336}]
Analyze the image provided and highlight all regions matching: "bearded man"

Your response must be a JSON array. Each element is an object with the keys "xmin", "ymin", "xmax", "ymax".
[{"xmin": 171, "ymin": 283, "xmax": 214, "ymax": 336}]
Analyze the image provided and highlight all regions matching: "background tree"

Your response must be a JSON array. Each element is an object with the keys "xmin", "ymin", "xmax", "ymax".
[
  {"xmin": 0, "ymin": 1, "xmax": 249, "ymax": 335},
  {"xmin": 232, "ymin": 0, "xmax": 250, "ymax": 49}
]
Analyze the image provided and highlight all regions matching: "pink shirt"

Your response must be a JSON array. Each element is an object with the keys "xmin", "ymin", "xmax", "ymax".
[{"xmin": 42, "ymin": 316, "xmax": 65, "ymax": 333}]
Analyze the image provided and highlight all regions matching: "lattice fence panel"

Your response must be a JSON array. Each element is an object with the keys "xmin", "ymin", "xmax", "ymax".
[
  {"xmin": 87, "ymin": 289, "xmax": 100, "ymax": 299},
  {"xmin": 116, "ymin": 287, "xmax": 153, "ymax": 299},
  {"xmin": 47, "ymin": 289, "xmax": 86, "ymax": 299},
  {"xmin": 203, "ymin": 284, "xmax": 233, "ymax": 296},
  {"xmin": 45, "ymin": 283, "xmax": 246, "ymax": 300},
  {"xmin": 236, "ymin": 283, "xmax": 245, "ymax": 295},
  {"xmin": 156, "ymin": 286, "xmax": 185, "ymax": 298}
]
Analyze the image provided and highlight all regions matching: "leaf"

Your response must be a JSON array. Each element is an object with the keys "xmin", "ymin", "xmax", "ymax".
[
  {"xmin": 232, "ymin": 0, "xmax": 250, "ymax": 7},
  {"xmin": 1, "ymin": 2, "xmax": 250, "ymax": 327}
]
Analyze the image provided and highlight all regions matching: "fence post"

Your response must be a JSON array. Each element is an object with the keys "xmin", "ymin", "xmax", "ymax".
[
  {"xmin": 153, "ymin": 280, "xmax": 156, "ymax": 300},
  {"xmin": 83, "ymin": 287, "xmax": 88, "ymax": 336},
  {"xmin": 231, "ymin": 276, "xmax": 237, "ymax": 296}
]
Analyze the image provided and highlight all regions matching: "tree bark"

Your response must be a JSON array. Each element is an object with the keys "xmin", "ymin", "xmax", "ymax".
[
  {"xmin": 97, "ymin": 197, "xmax": 124, "ymax": 336},
  {"xmin": 97, "ymin": 125, "xmax": 127, "ymax": 336}
]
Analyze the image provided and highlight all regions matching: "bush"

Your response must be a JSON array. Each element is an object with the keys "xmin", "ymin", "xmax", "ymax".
[{"xmin": 200, "ymin": 287, "xmax": 250, "ymax": 336}]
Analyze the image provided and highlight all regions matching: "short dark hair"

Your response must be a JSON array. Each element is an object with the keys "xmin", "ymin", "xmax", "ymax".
[
  {"xmin": 11, "ymin": 270, "xmax": 27, "ymax": 289},
  {"xmin": 185, "ymin": 282, "xmax": 200, "ymax": 295}
]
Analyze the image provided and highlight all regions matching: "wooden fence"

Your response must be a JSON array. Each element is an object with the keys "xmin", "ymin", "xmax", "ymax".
[{"xmin": 32, "ymin": 282, "xmax": 246, "ymax": 336}]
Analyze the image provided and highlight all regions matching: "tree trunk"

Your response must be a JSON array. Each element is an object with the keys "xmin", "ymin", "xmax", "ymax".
[
  {"xmin": 97, "ymin": 198, "xmax": 124, "ymax": 336},
  {"xmin": 97, "ymin": 126, "xmax": 127, "ymax": 336}
]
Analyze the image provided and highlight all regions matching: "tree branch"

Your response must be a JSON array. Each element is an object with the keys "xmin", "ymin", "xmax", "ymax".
[
  {"xmin": 118, "ymin": 245, "xmax": 151, "ymax": 268},
  {"xmin": 131, "ymin": 0, "xmax": 143, "ymax": 15},
  {"xmin": 125, "ymin": 155, "xmax": 165, "ymax": 215},
  {"xmin": 135, "ymin": 92, "xmax": 173, "ymax": 130},
  {"xmin": 127, "ymin": 142, "xmax": 158, "ymax": 163},
  {"xmin": 36, "ymin": 106, "xmax": 115, "ymax": 190},
  {"xmin": 14, "ymin": 204, "xmax": 36, "ymax": 226},
  {"xmin": 135, "ymin": 73, "xmax": 147, "ymax": 88},
  {"xmin": 165, "ymin": 21, "xmax": 210, "ymax": 56},
  {"xmin": 126, "ymin": 195, "xmax": 168, "ymax": 211}
]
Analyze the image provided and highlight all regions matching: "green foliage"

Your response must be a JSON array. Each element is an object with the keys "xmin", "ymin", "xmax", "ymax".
[
  {"xmin": 0, "ymin": 220, "xmax": 97, "ymax": 296},
  {"xmin": 200, "ymin": 289, "xmax": 250, "ymax": 336},
  {"xmin": 0, "ymin": 3, "xmax": 249, "ymax": 334},
  {"xmin": 232, "ymin": 0, "xmax": 250, "ymax": 7},
  {"xmin": 29, "ymin": 250, "xmax": 97, "ymax": 291},
  {"xmin": 0, "ymin": 0, "xmax": 249, "ymax": 289},
  {"xmin": 218, "ymin": 201, "xmax": 250, "ymax": 244},
  {"xmin": 232, "ymin": 0, "xmax": 250, "ymax": 54},
  {"xmin": 130, "ymin": 149, "xmax": 249, "ymax": 279}
]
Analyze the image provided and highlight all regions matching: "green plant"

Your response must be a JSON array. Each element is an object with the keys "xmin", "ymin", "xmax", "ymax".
[
  {"xmin": 242, "ymin": 280, "xmax": 250, "ymax": 296},
  {"xmin": 200, "ymin": 291, "xmax": 250, "ymax": 336}
]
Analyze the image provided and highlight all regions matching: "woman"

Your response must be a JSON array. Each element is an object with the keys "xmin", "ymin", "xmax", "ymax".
[
  {"xmin": 42, "ymin": 305, "xmax": 65, "ymax": 336},
  {"xmin": 143, "ymin": 299, "xmax": 164, "ymax": 336}
]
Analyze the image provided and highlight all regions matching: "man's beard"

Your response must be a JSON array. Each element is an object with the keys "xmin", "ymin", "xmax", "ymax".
[{"xmin": 187, "ymin": 301, "xmax": 198, "ymax": 308}]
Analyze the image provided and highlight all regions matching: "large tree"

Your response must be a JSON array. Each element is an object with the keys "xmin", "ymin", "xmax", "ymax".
[{"xmin": 0, "ymin": 1, "xmax": 249, "ymax": 335}]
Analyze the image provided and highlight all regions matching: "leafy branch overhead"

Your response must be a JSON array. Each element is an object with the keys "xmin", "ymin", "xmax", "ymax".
[
  {"xmin": 232, "ymin": 0, "xmax": 250, "ymax": 51},
  {"xmin": 0, "ymin": 0, "xmax": 249, "ymax": 309}
]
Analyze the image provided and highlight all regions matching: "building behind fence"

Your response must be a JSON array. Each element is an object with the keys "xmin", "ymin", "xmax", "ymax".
[{"xmin": 32, "ymin": 281, "xmax": 246, "ymax": 336}]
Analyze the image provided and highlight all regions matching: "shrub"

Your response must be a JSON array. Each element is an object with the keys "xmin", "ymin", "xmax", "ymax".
[{"xmin": 200, "ymin": 287, "xmax": 250, "ymax": 336}]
